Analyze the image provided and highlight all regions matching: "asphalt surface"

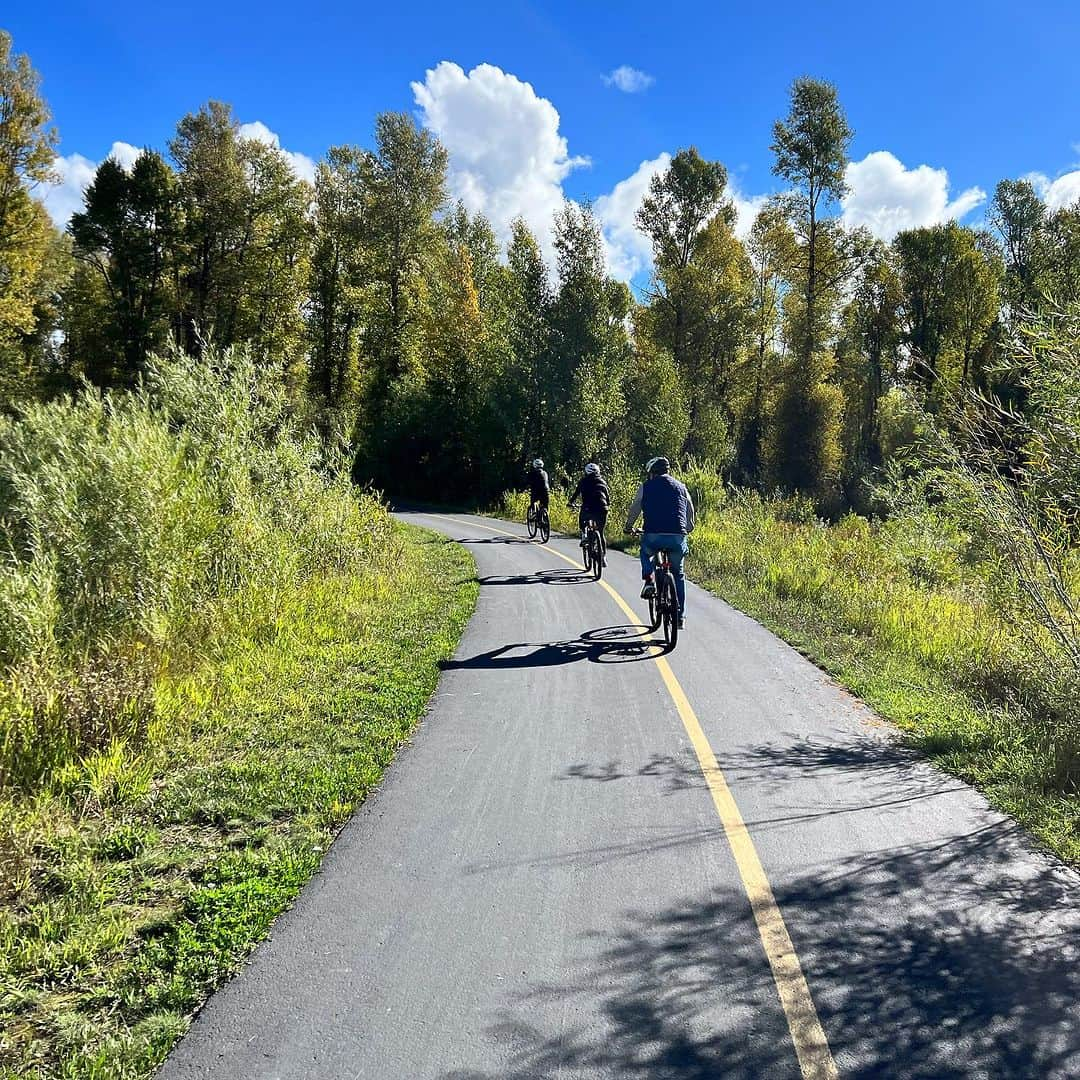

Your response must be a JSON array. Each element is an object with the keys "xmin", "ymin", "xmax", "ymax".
[{"xmin": 159, "ymin": 511, "xmax": 1080, "ymax": 1080}]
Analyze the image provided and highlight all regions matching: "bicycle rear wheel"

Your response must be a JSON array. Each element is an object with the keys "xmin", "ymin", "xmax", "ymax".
[
  {"xmin": 648, "ymin": 569, "xmax": 663, "ymax": 631},
  {"xmin": 662, "ymin": 574, "xmax": 679, "ymax": 649},
  {"xmin": 539, "ymin": 509, "xmax": 550, "ymax": 544},
  {"xmin": 589, "ymin": 533, "xmax": 602, "ymax": 580}
]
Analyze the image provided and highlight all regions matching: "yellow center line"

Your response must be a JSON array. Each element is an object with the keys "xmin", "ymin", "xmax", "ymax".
[{"xmin": 432, "ymin": 513, "xmax": 839, "ymax": 1080}]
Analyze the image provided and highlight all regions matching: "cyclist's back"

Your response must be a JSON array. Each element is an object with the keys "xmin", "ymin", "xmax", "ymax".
[
  {"xmin": 641, "ymin": 473, "xmax": 690, "ymax": 535},
  {"xmin": 625, "ymin": 457, "xmax": 695, "ymax": 626},
  {"xmin": 528, "ymin": 459, "xmax": 550, "ymax": 508},
  {"xmin": 569, "ymin": 462, "xmax": 610, "ymax": 562}
]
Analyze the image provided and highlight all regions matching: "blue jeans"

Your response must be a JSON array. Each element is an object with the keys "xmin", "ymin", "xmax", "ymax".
[{"xmin": 641, "ymin": 532, "xmax": 689, "ymax": 614}]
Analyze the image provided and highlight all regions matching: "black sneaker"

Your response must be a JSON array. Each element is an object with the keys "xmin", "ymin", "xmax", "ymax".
[
  {"xmin": 640, "ymin": 580, "xmax": 656, "ymax": 599},
  {"xmin": 678, "ymin": 615, "xmax": 686, "ymax": 629}
]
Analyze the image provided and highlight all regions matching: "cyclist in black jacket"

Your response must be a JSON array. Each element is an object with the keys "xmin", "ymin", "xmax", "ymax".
[
  {"xmin": 528, "ymin": 458, "xmax": 550, "ymax": 515},
  {"xmin": 568, "ymin": 462, "xmax": 610, "ymax": 566}
]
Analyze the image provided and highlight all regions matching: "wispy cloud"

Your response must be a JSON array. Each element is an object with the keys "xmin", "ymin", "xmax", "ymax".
[{"xmin": 603, "ymin": 65, "xmax": 654, "ymax": 94}]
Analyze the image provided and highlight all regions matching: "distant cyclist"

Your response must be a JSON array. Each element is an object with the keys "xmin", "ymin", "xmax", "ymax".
[
  {"xmin": 568, "ymin": 462, "xmax": 610, "ymax": 566},
  {"xmin": 528, "ymin": 458, "xmax": 550, "ymax": 517},
  {"xmin": 624, "ymin": 456, "xmax": 695, "ymax": 628}
]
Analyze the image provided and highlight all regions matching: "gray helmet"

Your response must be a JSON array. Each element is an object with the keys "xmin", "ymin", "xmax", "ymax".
[
  {"xmin": 646, "ymin": 456, "xmax": 670, "ymax": 475},
  {"xmin": 531, "ymin": 458, "xmax": 544, "ymax": 469},
  {"xmin": 584, "ymin": 462, "xmax": 600, "ymax": 476}
]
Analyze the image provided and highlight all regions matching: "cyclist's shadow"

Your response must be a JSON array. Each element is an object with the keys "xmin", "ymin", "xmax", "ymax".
[
  {"xmin": 477, "ymin": 568, "xmax": 589, "ymax": 587},
  {"xmin": 441, "ymin": 625, "xmax": 664, "ymax": 669}
]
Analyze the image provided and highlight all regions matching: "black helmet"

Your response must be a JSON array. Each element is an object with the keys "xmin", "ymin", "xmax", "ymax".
[{"xmin": 646, "ymin": 456, "xmax": 670, "ymax": 475}]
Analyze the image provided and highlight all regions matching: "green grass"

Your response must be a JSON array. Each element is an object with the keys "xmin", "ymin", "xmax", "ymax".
[{"xmin": 0, "ymin": 523, "xmax": 476, "ymax": 1079}]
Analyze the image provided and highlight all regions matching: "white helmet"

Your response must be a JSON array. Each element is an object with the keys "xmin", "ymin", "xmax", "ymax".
[
  {"xmin": 532, "ymin": 458, "xmax": 544, "ymax": 469},
  {"xmin": 584, "ymin": 462, "xmax": 600, "ymax": 476}
]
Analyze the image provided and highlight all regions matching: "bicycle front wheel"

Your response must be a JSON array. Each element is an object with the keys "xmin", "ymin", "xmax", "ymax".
[{"xmin": 527, "ymin": 508, "xmax": 538, "ymax": 539}]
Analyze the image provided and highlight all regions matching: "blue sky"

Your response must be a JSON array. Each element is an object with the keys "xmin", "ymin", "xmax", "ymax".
[{"xmin": 10, "ymin": 0, "xmax": 1080, "ymax": 279}]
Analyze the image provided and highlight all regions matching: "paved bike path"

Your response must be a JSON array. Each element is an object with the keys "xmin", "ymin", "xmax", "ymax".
[{"xmin": 160, "ymin": 512, "xmax": 1080, "ymax": 1079}]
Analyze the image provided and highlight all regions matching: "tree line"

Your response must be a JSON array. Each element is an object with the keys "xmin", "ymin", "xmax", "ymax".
[{"xmin": 2, "ymin": 30, "xmax": 1079, "ymax": 505}]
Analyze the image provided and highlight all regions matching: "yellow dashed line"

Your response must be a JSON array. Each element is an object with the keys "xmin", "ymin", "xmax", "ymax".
[{"xmin": 433, "ymin": 513, "xmax": 839, "ymax": 1080}]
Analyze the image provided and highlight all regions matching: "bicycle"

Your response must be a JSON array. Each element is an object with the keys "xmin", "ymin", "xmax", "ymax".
[
  {"xmin": 526, "ymin": 502, "xmax": 550, "ymax": 543},
  {"xmin": 632, "ymin": 532, "xmax": 679, "ymax": 649},
  {"xmin": 581, "ymin": 518, "xmax": 604, "ymax": 581}
]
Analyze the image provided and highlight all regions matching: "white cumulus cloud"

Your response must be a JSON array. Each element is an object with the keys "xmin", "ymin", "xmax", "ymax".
[
  {"xmin": 603, "ymin": 66, "xmax": 655, "ymax": 94},
  {"xmin": 1024, "ymin": 169, "xmax": 1080, "ymax": 211},
  {"xmin": 1044, "ymin": 171, "xmax": 1080, "ymax": 210},
  {"xmin": 842, "ymin": 150, "xmax": 985, "ymax": 240},
  {"xmin": 238, "ymin": 121, "xmax": 317, "ymax": 183},
  {"xmin": 412, "ymin": 61, "xmax": 589, "ymax": 264},
  {"xmin": 595, "ymin": 153, "xmax": 671, "ymax": 281},
  {"xmin": 39, "ymin": 141, "xmax": 143, "ymax": 225},
  {"xmin": 728, "ymin": 183, "xmax": 770, "ymax": 240}
]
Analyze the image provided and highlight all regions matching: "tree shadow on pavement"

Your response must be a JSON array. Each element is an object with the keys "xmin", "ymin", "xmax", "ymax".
[
  {"xmin": 558, "ymin": 751, "xmax": 706, "ymax": 795},
  {"xmin": 555, "ymin": 731, "xmax": 964, "ymax": 811},
  {"xmin": 440, "ymin": 821, "xmax": 1080, "ymax": 1079},
  {"xmin": 712, "ymin": 734, "xmax": 974, "ymax": 825}
]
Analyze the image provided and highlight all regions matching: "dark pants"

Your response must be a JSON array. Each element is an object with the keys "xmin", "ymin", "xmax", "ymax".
[
  {"xmin": 530, "ymin": 491, "xmax": 549, "ymax": 510},
  {"xmin": 579, "ymin": 507, "xmax": 608, "ymax": 553}
]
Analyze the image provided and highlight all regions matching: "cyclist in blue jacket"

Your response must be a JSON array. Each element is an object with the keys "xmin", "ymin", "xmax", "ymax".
[{"xmin": 624, "ymin": 457, "xmax": 695, "ymax": 628}]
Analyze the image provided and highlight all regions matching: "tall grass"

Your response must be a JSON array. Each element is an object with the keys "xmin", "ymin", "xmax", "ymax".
[
  {"xmin": 690, "ymin": 489, "xmax": 1078, "ymax": 857},
  {"xmin": 0, "ymin": 346, "xmax": 383, "ymax": 786},
  {"xmin": 0, "ymin": 347, "xmax": 477, "ymax": 1078}
]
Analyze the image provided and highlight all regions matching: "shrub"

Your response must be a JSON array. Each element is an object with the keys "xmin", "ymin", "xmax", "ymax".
[{"xmin": 0, "ymin": 345, "xmax": 377, "ymax": 786}]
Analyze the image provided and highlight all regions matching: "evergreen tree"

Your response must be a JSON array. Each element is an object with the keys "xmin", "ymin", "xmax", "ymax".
[{"xmin": 68, "ymin": 151, "xmax": 180, "ymax": 385}]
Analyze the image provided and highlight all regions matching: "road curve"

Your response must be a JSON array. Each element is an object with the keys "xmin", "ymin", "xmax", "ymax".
[{"xmin": 160, "ymin": 512, "xmax": 1080, "ymax": 1080}]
